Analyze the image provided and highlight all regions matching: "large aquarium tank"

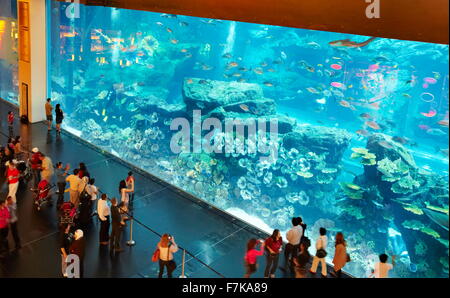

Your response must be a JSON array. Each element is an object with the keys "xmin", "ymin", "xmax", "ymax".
[
  {"xmin": 0, "ymin": 0, "xmax": 18, "ymax": 105},
  {"xmin": 49, "ymin": 1, "xmax": 449, "ymax": 278}
]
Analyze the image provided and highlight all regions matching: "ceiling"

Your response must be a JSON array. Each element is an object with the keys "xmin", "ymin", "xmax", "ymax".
[{"xmin": 65, "ymin": 0, "xmax": 448, "ymax": 44}]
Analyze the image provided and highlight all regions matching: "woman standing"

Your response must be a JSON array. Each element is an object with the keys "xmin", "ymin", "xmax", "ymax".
[
  {"xmin": 332, "ymin": 232, "xmax": 348, "ymax": 278},
  {"xmin": 294, "ymin": 242, "xmax": 311, "ymax": 278},
  {"xmin": 244, "ymin": 238, "xmax": 265, "ymax": 278},
  {"xmin": 264, "ymin": 229, "xmax": 282, "ymax": 278},
  {"xmin": 119, "ymin": 180, "xmax": 134, "ymax": 212},
  {"xmin": 13, "ymin": 136, "xmax": 23, "ymax": 160},
  {"xmin": 55, "ymin": 104, "xmax": 64, "ymax": 134},
  {"xmin": 157, "ymin": 234, "xmax": 178, "ymax": 278}
]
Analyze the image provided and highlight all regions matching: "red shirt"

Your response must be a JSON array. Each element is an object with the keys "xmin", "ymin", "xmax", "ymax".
[
  {"xmin": 30, "ymin": 153, "xmax": 42, "ymax": 169},
  {"xmin": 0, "ymin": 206, "xmax": 10, "ymax": 229},
  {"xmin": 8, "ymin": 113, "xmax": 14, "ymax": 125},
  {"xmin": 265, "ymin": 237, "xmax": 283, "ymax": 254},
  {"xmin": 7, "ymin": 168, "xmax": 20, "ymax": 184}
]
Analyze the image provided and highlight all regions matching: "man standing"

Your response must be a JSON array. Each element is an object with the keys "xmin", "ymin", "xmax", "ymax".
[
  {"xmin": 66, "ymin": 169, "xmax": 81, "ymax": 208},
  {"xmin": 0, "ymin": 199, "xmax": 11, "ymax": 258},
  {"xmin": 7, "ymin": 196, "xmax": 21, "ymax": 250},
  {"xmin": 97, "ymin": 193, "xmax": 110, "ymax": 245},
  {"xmin": 284, "ymin": 217, "xmax": 303, "ymax": 272},
  {"xmin": 110, "ymin": 198, "xmax": 123, "ymax": 253},
  {"xmin": 30, "ymin": 148, "xmax": 42, "ymax": 188},
  {"xmin": 45, "ymin": 98, "xmax": 53, "ymax": 131},
  {"xmin": 6, "ymin": 161, "xmax": 20, "ymax": 203},
  {"xmin": 55, "ymin": 162, "xmax": 69, "ymax": 207},
  {"xmin": 69, "ymin": 229, "xmax": 85, "ymax": 278}
]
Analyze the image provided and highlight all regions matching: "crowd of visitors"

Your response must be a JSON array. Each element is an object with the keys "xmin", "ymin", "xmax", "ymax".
[{"xmin": 0, "ymin": 104, "xmax": 397, "ymax": 278}]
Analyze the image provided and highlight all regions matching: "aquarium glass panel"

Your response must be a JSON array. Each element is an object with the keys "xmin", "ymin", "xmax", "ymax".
[
  {"xmin": 49, "ymin": 1, "xmax": 449, "ymax": 278},
  {"xmin": 0, "ymin": 0, "xmax": 18, "ymax": 105}
]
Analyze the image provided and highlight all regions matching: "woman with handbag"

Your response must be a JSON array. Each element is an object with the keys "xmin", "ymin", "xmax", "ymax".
[
  {"xmin": 310, "ymin": 227, "xmax": 328, "ymax": 277},
  {"xmin": 155, "ymin": 234, "xmax": 178, "ymax": 278},
  {"xmin": 332, "ymin": 232, "xmax": 348, "ymax": 278}
]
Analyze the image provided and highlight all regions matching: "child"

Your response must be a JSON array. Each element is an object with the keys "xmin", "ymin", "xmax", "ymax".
[
  {"xmin": 244, "ymin": 238, "xmax": 265, "ymax": 278},
  {"xmin": 370, "ymin": 254, "xmax": 395, "ymax": 278},
  {"xmin": 7, "ymin": 111, "xmax": 14, "ymax": 136}
]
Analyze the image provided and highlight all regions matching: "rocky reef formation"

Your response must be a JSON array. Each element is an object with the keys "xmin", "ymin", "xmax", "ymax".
[{"xmin": 336, "ymin": 132, "xmax": 449, "ymax": 277}]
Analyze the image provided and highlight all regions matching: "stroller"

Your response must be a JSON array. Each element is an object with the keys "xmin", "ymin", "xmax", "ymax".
[
  {"xmin": 31, "ymin": 179, "xmax": 55, "ymax": 211},
  {"xmin": 59, "ymin": 202, "xmax": 78, "ymax": 227}
]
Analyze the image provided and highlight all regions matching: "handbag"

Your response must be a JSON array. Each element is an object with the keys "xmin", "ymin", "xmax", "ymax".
[
  {"xmin": 151, "ymin": 247, "xmax": 160, "ymax": 262},
  {"xmin": 315, "ymin": 238, "xmax": 327, "ymax": 258},
  {"xmin": 316, "ymin": 248, "xmax": 327, "ymax": 258}
]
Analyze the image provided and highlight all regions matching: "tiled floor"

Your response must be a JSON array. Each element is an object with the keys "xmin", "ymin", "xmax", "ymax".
[{"xmin": 0, "ymin": 99, "xmax": 349, "ymax": 278}]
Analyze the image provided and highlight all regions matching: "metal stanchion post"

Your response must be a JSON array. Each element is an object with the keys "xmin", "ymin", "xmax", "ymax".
[
  {"xmin": 126, "ymin": 217, "xmax": 136, "ymax": 246},
  {"xmin": 179, "ymin": 249, "xmax": 187, "ymax": 278}
]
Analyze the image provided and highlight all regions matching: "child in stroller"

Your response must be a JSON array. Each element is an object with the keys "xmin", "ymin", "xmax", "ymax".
[
  {"xmin": 58, "ymin": 201, "xmax": 78, "ymax": 228},
  {"xmin": 31, "ymin": 179, "xmax": 54, "ymax": 211}
]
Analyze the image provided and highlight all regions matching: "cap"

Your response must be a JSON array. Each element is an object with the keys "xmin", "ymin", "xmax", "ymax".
[{"xmin": 32, "ymin": 147, "xmax": 39, "ymax": 153}]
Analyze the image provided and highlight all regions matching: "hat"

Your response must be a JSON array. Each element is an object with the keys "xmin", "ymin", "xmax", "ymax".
[{"xmin": 32, "ymin": 147, "xmax": 39, "ymax": 153}]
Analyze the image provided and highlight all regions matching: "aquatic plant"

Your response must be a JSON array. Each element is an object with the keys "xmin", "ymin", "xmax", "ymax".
[
  {"xmin": 420, "ymin": 227, "xmax": 441, "ymax": 239},
  {"xmin": 415, "ymin": 240, "xmax": 428, "ymax": 256},
  {"xmin": 377, "ymin": 157, "xmax": 409, "ymax": 181},
  {"xmin": 402, "ymin": 220, "xmax": 425, "ymax": 231},
  {"xmin": 391, "ymin": 174, "xmax": 421, "ymax": 194},
  {"xmin": 341, "ymin": 205, "xmax": 364, "ymax": 220},
  {"xmin": 403, "ymin": 205, "xmax": 424, "ymax": 215},
  {"xmin": 339, "ymin": 182, "xmax": 364, "ymax": 200},
  {"xmin": 351, "ymin": 147, "xmax": 377, "ymax": 165}
]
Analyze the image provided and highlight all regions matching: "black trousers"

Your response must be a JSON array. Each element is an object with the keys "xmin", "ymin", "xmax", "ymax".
[
  {"xmin": 158, "ymin": 260, "xmax": 175, "ymax": 278},
  {"xmin": 99, "ymin": 216, "xmax": 110, "ymax": 242},
  {"xmin": 264, "ymin": 253, "xmax": 280, "ymax": 277},
  {"xmin": 284, "ymin": 243, "xmax": 299, "ymax": 273},
  {"xmin": 32, "ymin": 169, "xmax": 41, "ymax": 188},
  {"xmin": 9, "ymin": 222, "xmax": 20, "ymax": 247},
  {"xmin": 110, "ymin": 224, "xmax": 122, "ymax": 249},
  {"xmin": 0, "ymin": 227, "xmax": 9, "ymax": 254},
  {"xmin": 57, "ymin": 182, "xmax": 66, "ymax": 205}
]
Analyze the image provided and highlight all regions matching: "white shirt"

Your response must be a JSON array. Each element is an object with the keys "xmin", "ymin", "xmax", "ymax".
[
  {"xmin": 316, "ymin": 235, "xmax": 328, "ymax": 251},
  {"xmin": 286, "ymin": 225, "xmax": 303, "ymax": 245},
  {"xmin": 374, "ymin": 262, "xmax": 393, "ymax": 278},
  {"xmin": 86, "ymin": 184, "xmax": 98, "ymax": 201},
  {"xmin": 158, "ymin": 243, "xmax": 179, "ymax": 261},
  {"xmin": 97, "ymin": 199, "xmax": 110, "ymax": 221}
]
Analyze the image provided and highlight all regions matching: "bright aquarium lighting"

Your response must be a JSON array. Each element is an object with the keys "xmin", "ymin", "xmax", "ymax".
[{"xmin": 49, "ymin": 1, "xmax": 449, "ymax": 278}]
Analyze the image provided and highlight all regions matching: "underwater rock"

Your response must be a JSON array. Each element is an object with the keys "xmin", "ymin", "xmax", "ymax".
[
  {"xmin": 367, "ymin": 133, "xmax": 417, "ymax": 168},
  {"xmin": 221, "ymin": 98, "xmax": 276, "ymax": 116},
  {"xmin": 206, "ymin": 108, "xmax": 296, "ymax": 134},
  {"xmin": 135, "ymin": 95, "xmax": 186, "ymax": 119},
  {"xmin": 283, "ymin": 126, "xmax": 352, "ymax": 164},
  {"xmin": 183, "ymin": 78, "xmax": 265, "ymax": 114}
]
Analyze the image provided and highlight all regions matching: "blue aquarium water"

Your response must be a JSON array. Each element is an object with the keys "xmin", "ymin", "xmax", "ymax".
[
  {"xmin": 0, "ymin": 0, "xmax": 18, "ymax": 105},
  {"xmin": 49, "ymin": 1, "xmax": 449, "ymax": 277}
]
